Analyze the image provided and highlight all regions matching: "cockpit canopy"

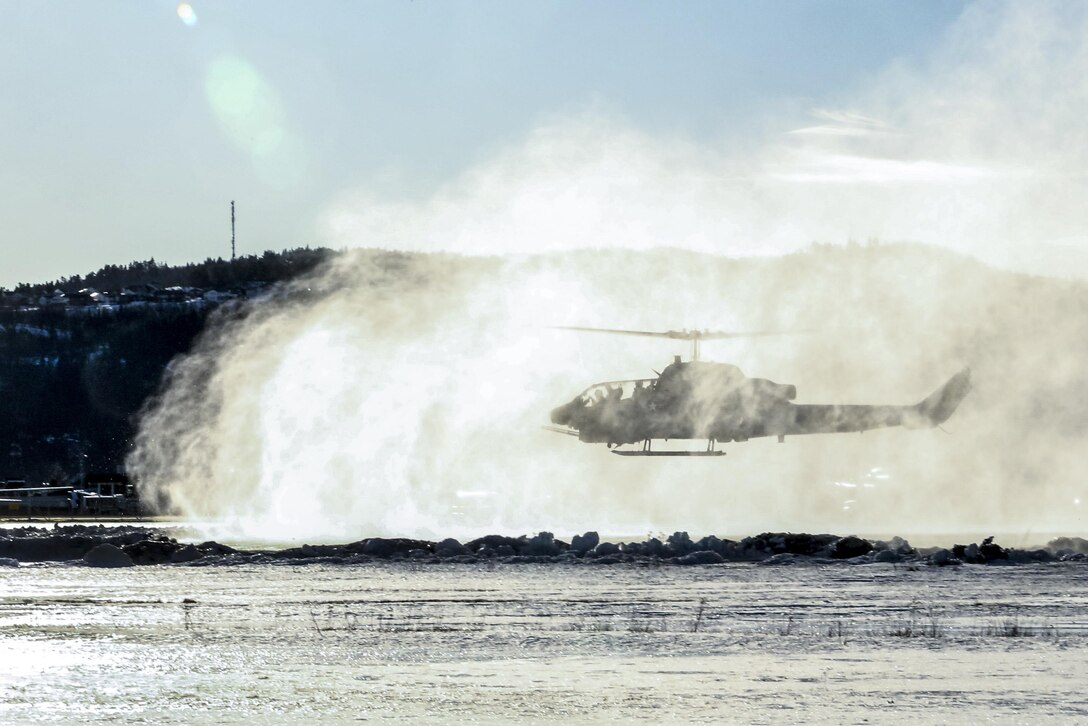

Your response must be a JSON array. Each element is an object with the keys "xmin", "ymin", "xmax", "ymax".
[
  {"xmin": 576, "ymin": 378, "xmax": 656, "ymax": 406},
  {"xmin": 571, "ymin": 361, "xmax": 795, "ymax": 407}
]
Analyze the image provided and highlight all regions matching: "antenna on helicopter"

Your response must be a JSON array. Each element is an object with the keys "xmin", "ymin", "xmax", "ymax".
[{"xmin": 552, "ymin": 326, "xmax": 803, "ymax": 362}]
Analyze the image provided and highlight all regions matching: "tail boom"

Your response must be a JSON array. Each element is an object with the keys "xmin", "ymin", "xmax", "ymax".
[{"xmin": 767, "ymin": 368, "xmax": 971, "ymax": 438}]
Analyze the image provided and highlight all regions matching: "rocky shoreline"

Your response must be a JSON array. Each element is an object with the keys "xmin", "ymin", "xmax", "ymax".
[{"xmin": 1, "ymin": 525, "xmax": 1087, "ymax": 568}]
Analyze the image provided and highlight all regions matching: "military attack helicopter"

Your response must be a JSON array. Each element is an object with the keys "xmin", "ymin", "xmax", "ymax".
[{"xmin": 546, "ymin": 327, "xmax": 971, "ymax": 456}]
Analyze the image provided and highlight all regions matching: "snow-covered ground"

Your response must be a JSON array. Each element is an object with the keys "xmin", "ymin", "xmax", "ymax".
[{"xmin": 1, "ymin": 561, "xmax": 1086, "ymax": 723}]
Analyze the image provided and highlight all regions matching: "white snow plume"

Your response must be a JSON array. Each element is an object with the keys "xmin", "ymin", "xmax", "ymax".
[
  {"xmin": 768, "ymin": 1, "xmax": 1088, "ymax": 276},
  {"xmin": 322, "ymin": 118, "xmax": 772, "ymax": 258},
  {"xmin": 129, "ymin": 244, "xmax": 1088, "ymax": 542},
  {"xmin": 129, "ymin": 251, "xmax": 663, "ymax": 541},
  {"xmin": 322, "ymin": 1, "xmax": 1088, "ymax": 278}
]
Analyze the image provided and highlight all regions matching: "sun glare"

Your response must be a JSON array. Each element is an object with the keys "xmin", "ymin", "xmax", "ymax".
[{"xmin": 177, "ymin": 2, "xmax": 197, "ymax": 27}]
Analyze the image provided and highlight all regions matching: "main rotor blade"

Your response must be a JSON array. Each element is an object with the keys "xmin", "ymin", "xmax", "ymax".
[
  {"xmin": 552, "ymin": 326, "xmax": 804, "ymax": 341},
  {"xmin": 552, "ymin": 326, "xmax": 681, "ymax": 339},
  {"xmin": 694, "ymin": 330, "xmax": 810, "ymax": 340}
]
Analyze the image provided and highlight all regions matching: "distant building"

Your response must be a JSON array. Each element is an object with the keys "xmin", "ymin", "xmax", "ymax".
[
  {"xmin": 66, "ymin": 290, "xmax": 96, "ymax": 307},
  {"xmin": 0, "ymin": 292, "xmax": 29, "ymax": 308},
  {"xmin": 203, "ymin": 289, "xmax": 240, "ymax": 303},
  {"xmin": 120, "ymin": 284, "xmax": 160, "ymax": 303}
]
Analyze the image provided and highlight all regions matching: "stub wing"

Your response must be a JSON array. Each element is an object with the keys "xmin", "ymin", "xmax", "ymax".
[{"xmin": 774, "ymin": 368, "xmax": 971, "ymax": 437}]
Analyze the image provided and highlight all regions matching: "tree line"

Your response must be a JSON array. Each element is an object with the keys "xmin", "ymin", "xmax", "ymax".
[
  {"xmin": 4, "ymin": 247, "xmax": 335, "ymax": 297},
  {"xmin": 0, "ymin": 247, "xmax": 336, "ymax": 482}
]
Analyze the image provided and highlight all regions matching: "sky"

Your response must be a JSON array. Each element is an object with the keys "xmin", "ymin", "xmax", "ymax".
[{"xmin": 3, "ymin": 0, "xmax": 1087, "ymax": 288}]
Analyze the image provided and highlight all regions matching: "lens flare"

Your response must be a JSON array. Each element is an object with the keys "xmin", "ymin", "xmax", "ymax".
[
  {"xmin": 176, "ymin": 3, "xmax": 197, "ymax": 27},
  {"xmin": 204, "ymin": 56, "xmax": 309, "ymax": 189}
]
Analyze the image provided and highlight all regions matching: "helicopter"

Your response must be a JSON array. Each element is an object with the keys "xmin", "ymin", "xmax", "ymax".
[{"xmin": 545, "ymin": 327, "xmax": 972, "ymax": 456}]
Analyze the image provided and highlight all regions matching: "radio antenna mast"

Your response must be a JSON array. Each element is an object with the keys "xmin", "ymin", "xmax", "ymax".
[{"xmin": 230, "ymin": 200, "xmax": 236, "ymax": 261}]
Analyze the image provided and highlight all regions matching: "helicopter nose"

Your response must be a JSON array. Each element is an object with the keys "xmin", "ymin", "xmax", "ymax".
[
  {"xmin": 550, "ymin": 397, "xmax": 580, "ymax": 426},
  {"xmin": 550, "ymin": 404, "xmax": 571, "ymax": 426}
]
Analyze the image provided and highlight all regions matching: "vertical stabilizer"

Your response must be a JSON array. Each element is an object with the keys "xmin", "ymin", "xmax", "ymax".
[{"xmin": 915, "ymin": 368, "xmax": 972, "ymax": 426}]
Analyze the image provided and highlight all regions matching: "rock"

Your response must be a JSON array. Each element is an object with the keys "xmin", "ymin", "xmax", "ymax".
[
  {"xmin": 124, "ymin": 538, "xmax": 180, "ymax": 565},
  {"xmin": 361, "ymin": 538, "xmax": 395, "ymax": 557},
  {"xmin": 666, "ymin": 531, "xmax": 693, "ymax": 556},
  {"xmin": 674, "ymin": 550, "xmax": 724, "ymax": 565},
  {"xmin": 170, "ymin": 545, "xmax": 204, "ymax": 563},
  {"xmin": 800, "ymin": 534, "xmax": 838, "ymax": 557},
  {"xmin": 466, "ymin": 534, "xmax": 520, "ymax": 552},
  {"xmin": 361, "ymin": 538, "xmax": 433, "ymax": 558},
  {"xmin": 740, "ymin": 532, "xmax": 838, "ymax": 557},
  {"xmin": 83, "ymin": 543, "xmax": 134, "ymax": 568},
  {"xmin": 831, "ymin": 535, "xmax": 873, "ymax": 559},
  {"xmin": 979, "ymin": 536, "xmax": 1008, "ymax": 562},
  {"xmin": 569, "ymin": 531, "xmax": 600, "ymax": 555},
  {"xmin": 762, "ymin": 553, "xmax": 796, "ymax": 566},
  {"xmin": 693, "ymin": 535, "xmax": 726, "ymax": 554},
  {"xmin": 435, "ymin": 538, "xmax": 469, "ymax": 557},
  {"xmin": 196, "ymin": 541, "xmax": 238, "ymax": 557},
  {"xmin": 929, "ymin": 548, "xmax": 959, "ymax": 566},
  {"xmin": 475, "ymin": 544, "xmax": 497, "ymax": 558},
  {"xmin": 948, "ymin": 542, "xmax": 992, "ymax": 565},
  {"xmin": 714, "ymin": 540, "xmax": 740, "ymax": 560},
  {"xmin": 519, "ymin": 532, "xmax": 560, "ymax": 557},
  {"xmin": 1, "ymin": 526, "xmax": 1079, "ymax": 569},
  {"xmin": 589, "ymin": 542, "xmax": 620, "ymax": 557},
  {"xmin": 641, "ymin": 538, "xmax": 667, "ymax": 558},
  {"xmin": 874, "ymin": 536, "xmax": 914, "ymax": 556}
]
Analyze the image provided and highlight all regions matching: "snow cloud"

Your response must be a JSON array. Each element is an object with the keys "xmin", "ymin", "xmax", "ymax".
[{"xmin": 322, "ymin": 1, "xmax": 1088, "ymax": 277}]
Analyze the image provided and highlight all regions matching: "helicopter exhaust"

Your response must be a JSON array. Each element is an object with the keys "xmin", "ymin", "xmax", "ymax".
[{"xmin": 750, "ymin": 378, "xmax": 797, "ymax": 401}]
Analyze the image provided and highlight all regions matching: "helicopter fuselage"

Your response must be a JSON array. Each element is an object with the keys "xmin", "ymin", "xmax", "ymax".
[{"xmin": 549, "ymin": 359, "xmax": 971, "ymax": 450}]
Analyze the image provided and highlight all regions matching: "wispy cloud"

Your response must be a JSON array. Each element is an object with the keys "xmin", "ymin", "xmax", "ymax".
[
  {"xmin": 787, "ymin": 109, "xmax": 896, "ymax": 138},
  {"xmin": 769, "ymin": 152, "xmax": 1017, "ymax": 185}
]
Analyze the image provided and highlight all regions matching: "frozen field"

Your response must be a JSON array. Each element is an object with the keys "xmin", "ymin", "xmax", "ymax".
[{"xmin": 2, "ymin": 561, "xmax": 1087, "ymax": 724}]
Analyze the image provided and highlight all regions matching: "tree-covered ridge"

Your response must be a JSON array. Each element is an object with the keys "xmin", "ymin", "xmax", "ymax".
[
  {"xmin": 4, "ymin": 247, "xmax": 336, "ymax": 297},
  {"xmin": 0, "ymin": 247, "xmax": 341, "ymax": 482},
  {"xmin": 0, "ymin": 306, "xmax": 208, "ymax": 482}
]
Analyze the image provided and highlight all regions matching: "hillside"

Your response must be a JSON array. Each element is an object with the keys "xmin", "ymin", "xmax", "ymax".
[
  {"xmin": 5, "ymin": 241, "xmax": 1088, "ymax": 539},
  {"xmin": 0, "ymin": 247, "xmax": 335, "ymax": 480}
]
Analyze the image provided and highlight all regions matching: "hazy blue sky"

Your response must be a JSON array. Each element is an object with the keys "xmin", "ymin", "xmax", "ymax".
[{"xmin": 8, "ymin": 1, "xmax": 1088, "ymax": 287}]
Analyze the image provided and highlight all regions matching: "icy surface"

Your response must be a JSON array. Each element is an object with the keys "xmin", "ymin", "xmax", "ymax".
[{"xmin": 2, "ymin": 562, "xmax": 1088, "ymax": 723}]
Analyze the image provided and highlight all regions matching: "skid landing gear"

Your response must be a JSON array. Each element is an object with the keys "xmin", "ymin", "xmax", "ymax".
[{"xmin": 611, "ymin": 438, "xmax": 726, "ymax": 457}]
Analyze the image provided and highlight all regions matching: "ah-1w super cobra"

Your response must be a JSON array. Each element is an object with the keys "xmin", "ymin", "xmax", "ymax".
[{"xmin": 546, "ymin": 327, "xmax": 971, "ymax": 456}]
